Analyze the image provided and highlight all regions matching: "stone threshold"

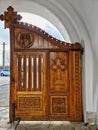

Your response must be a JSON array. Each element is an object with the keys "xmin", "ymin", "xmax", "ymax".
[{"xmin": 0, "ymin": 120, "xmax": 97, "ymax": 130}]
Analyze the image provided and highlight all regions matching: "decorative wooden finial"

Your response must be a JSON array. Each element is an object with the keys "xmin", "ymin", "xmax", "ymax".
[{"xmin": 0, "ymin": 6, "xmax": 22, "ymax": 28}]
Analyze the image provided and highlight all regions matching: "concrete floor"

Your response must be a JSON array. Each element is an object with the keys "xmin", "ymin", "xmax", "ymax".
[{"xmin": 0, "ymin": 76, "xmax": 10, "ymax": 129}]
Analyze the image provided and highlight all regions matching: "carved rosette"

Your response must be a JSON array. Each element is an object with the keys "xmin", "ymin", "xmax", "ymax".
[{"xmin": 17, "ymin": 31, "xmax": 34, "ymax": 48}]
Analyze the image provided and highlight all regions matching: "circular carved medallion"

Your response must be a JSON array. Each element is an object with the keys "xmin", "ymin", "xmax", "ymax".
[{"xmin": 17, "ymin": 31, "xmax": 34, "ymax": 48}]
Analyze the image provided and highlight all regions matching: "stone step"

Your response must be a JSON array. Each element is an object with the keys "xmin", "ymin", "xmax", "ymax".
[{"xmin": 1, "ymin": 121, "xmax": 97, "ymax": 130}]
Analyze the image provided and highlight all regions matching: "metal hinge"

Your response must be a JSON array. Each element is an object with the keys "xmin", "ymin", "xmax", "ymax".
[{"xmin": 12, "ymin": 103, "xmax": 21, "ymax": 130}]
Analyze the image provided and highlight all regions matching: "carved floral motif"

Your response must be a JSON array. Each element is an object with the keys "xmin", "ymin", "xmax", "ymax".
[
  {"xmin": 18, "ymin": 97, "xmax": 40, "ymax": 109},
  {"xmin": 52, "ymin": 97, "xmax": 67, "ymax": 114}
]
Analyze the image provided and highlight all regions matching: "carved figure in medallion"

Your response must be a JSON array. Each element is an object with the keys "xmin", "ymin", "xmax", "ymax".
[{"xmin": 17, "ymin": 31, "xmax": 34, "ymax": 48}]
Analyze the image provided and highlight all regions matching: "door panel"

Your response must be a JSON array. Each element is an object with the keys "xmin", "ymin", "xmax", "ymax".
[
  {"xmin": 14, "ymin": 52, "xmax": 47, "ymax": 119},
  {"xmin": 50, "ymin": 96, "xmax": 68, "ymax": 115},
  {"xmin": 49, "ymin": 52, "xmax": 69, "ymax": 91},
  {"xmin": 48, "ymin": 52, "xmax": 71, "ymax": 120}
]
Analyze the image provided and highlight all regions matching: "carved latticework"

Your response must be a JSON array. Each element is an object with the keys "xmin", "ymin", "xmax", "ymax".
[{"xmin": 0, "ymin": 6, "xmax": 83, "ymax": 122}]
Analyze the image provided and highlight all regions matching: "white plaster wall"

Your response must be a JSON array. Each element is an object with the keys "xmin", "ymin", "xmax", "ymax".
[{"xmin": 0, "ymin": 0, "xmax": 97, "ymax": 122}]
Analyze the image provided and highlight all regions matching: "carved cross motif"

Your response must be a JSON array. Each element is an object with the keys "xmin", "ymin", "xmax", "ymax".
[
  {"xmin": 51, "ymin": 57, "xmax": 66, "ymax": 71},
  {"xmin": 50, "ymin": 57, "xmax": 66, "ymax": 80},
  {"xmin": 0, "ymin": 6, "xmax": 22, "ymax": 28}
]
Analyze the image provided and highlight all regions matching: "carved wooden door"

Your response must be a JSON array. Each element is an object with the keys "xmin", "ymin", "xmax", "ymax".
[
  {"xmin": 46, "ymin": 50, "xmax": 83, "ymax": 121},
  {"xmin": 13, "ymin": 52, "xmax": 47, "ymax": 121},
  {"xmin": 0, "ymin": 6, "xmax": 83, "ymax": 122}
]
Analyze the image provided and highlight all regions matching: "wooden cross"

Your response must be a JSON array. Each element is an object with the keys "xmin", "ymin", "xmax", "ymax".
[{"xmin": 0, "ymin": 6, "xmax": 22, "ymax": 28}]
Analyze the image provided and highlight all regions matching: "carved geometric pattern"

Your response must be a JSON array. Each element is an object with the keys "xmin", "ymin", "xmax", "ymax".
[
  {"xmin": 0, "ymin": 6, "xmax": 22, "ymax": 28},
  {"xmin": 18, "ymin": 97, "xmax": 40, "ymax": 109},
  {"xmin": 75, "ymin": 52, "xmax": 82, "ymax": 119},
  {"xmin": 52, "ymin": 97, "xmax": 67, "ymax": 114},
  {"xmin": 17, "ymin": 31, "xmax": 34, "ymax": 48}
]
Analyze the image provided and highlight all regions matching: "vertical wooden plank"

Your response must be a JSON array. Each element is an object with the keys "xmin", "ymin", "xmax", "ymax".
[
  {"xmin": 36, "ymin": 57, "xmax": 39, "ymax": 91},
  {"xmin": 45, "ymin": 51, "xmax": 50, "ymax": 119},
  {"xmin": 31, "ymin": 57, "xmax": 34, "ymax": 91},
  {"xmin": 21, "ymin": 56, "xmax": 25, "ymax": 91},
  {"xmin": 23, "ymin": 55, "xmax": 26, "ymax": 91},
  {"xmin": 18, "ymin": 56, "xmax": 22, "ymax": 91},
  {"xmin": 41, "ymin": 56, "xmax": 43, "ymax": 90},
  {"xmin": 38, "ymin": 55, "xmax": 41, "ymax": 91},
  {"xmin": 9, "ymin": 27, "xmax": 14, "ymax": 123},
  {"xmin": 25, "ymin": 56, "xmax": 28, "ymax": 91},
  {"xmin": 69, "ymin": 51, "xmax": 75, "ymax": 120},
  {"xmin": 28, "ymin": 55, "xmax": 32, "ymax": 91},
  {"xmin": 26, "ymin": 57, "xmax": 29, "ymax": 91},
  {"xmin": 16, "ymin": 55, "xmax": 18, "ymax": 91},
  {"xmin": 33, "ymin": 56, "xmax": 37, "ymax": 91}
]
